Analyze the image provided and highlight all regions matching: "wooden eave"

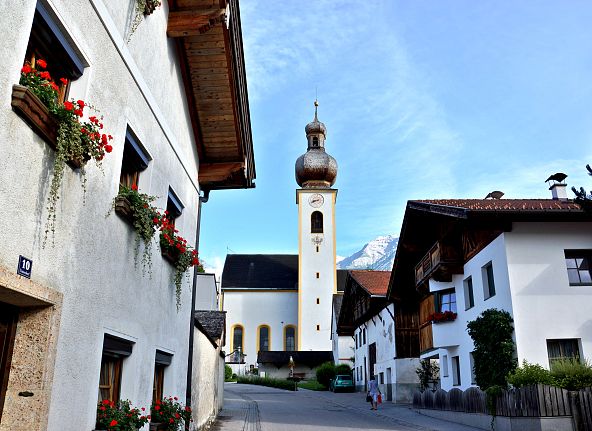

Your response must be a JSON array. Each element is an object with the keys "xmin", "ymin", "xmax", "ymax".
[{"xmin": 168, "ymin": 0, "xmax": 255, "ymax": 191}]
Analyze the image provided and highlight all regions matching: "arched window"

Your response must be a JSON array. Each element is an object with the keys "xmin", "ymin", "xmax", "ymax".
[
  {"xmin": 312, "ymin": 136, "xmax": 319, "ymax": 147},
  {"xmin": 258, "ymin": 325, "xmax": 270, "ymax": 352},
  {"xmin": 284, "ymin": 326, "xmax": 296, "ymax": 351},
  {"xmin": 231, "ymin": 325, "xmax": 243, "ymax": 353},
  {"xmin": 311, "ymin": 211, "xmax": 323, "ymax": 233}
]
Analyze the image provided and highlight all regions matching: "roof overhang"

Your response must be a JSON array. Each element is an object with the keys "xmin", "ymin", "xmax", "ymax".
[{"xmin": 168, "ymin": 0, "xmax": 255, "ymax": 191}]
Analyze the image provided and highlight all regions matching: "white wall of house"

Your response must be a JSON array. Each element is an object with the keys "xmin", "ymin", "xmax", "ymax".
[
  {"xmin": 222, "ymin": 291, "xmax": 297, "ymax": 369},
  {"xmin": 352, "ymin": 304, "xmax": 418, "ymax": 402},
  {"xmin": 191, "ymin": 330, "xmax": 224, "ymax": 431},
  {"xmin": 428, "ymin": 221, "xmax": 592, "ymax": 391},
  {"xmin": 196, "ymin": 273, "xmax": 219, "ymax": 311},
  {"xmin": 0, "ymin": 1, "xmax": 199, "ymax": 429}
]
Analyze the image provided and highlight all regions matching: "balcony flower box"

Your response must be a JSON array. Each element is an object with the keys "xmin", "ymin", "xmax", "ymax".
[
  {"xmin": 149, "ymin": 423, "xmax": 168, "ymax": 431},
  {"xmin": 429, "ymin": 311, "xmax": 457, "ymax": 323}
]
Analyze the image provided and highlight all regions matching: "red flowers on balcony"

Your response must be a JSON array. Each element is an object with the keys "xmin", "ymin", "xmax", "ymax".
[{"xmin": 429, "ymin": 311, "xmax": 457, "ymax": 323}]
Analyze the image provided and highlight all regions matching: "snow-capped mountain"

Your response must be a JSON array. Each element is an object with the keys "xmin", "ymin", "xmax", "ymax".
[{"xmin": 337, "ymin": 235, "xmax": 399, "ymax": 271}]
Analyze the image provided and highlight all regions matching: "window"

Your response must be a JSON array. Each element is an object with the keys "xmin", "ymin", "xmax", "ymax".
[
  {"xmin": 363, "ymin": 329, "xmax": 366, "ymax": 345},
  {"xmin": 98, "ymin": 335, "xmax": 134, "ymax": 403},
  {"xmin": 231, "ymin": 325, "xmax": 243, "ymax": 353},
  {"xmin": 316, "ymin": 246, "xmax": 319, "ymax": 252},
  {"xmin": 316, "ymin": 324, "xmax": 320, "ymax": 331},
  {"xmin": 469, "ymin": 352, "xmax": 476, "ymax": 384},
  {"xmin": 451, "ymin": 356, "xmax": 461, "ymax": 386},
  {"xmin": 166, "ymin": 188, "xmax": 184, "ymax": 227},
  {"xmin": 316, "ymin": 272, "xmax": 320, "ymax": 279},
  {"xmin": 463, "ymin": 277, "xmax": 474, "ymax": 310},
  {"xmin": 23, "ymin": 2, "xmax": 85, "ymax": 103},
  {"xmin": 153, "ymin": 350, "xmax": 172, "ymax": 402},
  {"xmin": 311, "ymin": 211, "xmax": 323, "ymax": 233},
  {"xmin": 379, "ymin": 372, "xmax": 384, "ymax": 384},
  {"xmin": 547, "ymin": 339, "xmax": 581, "ymax": 366},
  {"xmin": 565, "ymin": 251, "xmax": 592, "ymax": 286},
  {"xmin": 312, "ymin": 136, "xmax": 319, "ymax": 147},
  {"xmin": 120, "ymin": 128, "xmax": 150, "ymax": 189},
  {"xmin": 258, "ymin": 325, "xmax": 270, "ymax": 352},
  {"xmin": 437, "ymin": 289, "xmax": 457, "ymax": 313},
  {"xmin": 482, "ymin": 262, "xmax": 496, "ymax": 299},
  {"xmin": 284, "ymin": 326, "xmax": 296, "ymax": 351},
  {"xmin": 441, "ymin": 355, "xmax": 449, "ymax": 377},
  {"xmin": 316, "ymin": 297, "xmax": 320, "ymax": 304},
  {"xmin": 355, "ymin": 333, "xmax": 358, "ymax": 349}
]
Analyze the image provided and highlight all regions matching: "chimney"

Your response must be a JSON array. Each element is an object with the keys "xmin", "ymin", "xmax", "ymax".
[{"xmin": 550, "ymin": 183, "xmax": 568, "ymax": 201}]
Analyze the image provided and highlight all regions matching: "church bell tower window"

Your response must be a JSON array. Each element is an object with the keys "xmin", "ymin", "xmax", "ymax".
[
  {"xmin": 311, "ymin": 211, "xmax": 323, "ymax": 233},
  {"xmin": 312, "ymin": 136, "xmax": 319, "ymax": 147}
]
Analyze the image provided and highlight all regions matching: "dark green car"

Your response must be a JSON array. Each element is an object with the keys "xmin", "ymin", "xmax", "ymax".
[{"xmin": 329, "ymin": 374, "xmax": 355, "ymax": 392}]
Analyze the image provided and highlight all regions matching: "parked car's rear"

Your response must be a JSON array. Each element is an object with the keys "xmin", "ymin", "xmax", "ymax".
[{"xmin": 330, "ymin": 374, "xmax": 354, "ymax": 392}]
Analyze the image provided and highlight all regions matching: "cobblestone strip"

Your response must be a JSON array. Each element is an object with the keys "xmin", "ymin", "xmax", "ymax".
[{"xmin": 223, "ymin": 388, "xmax": 262, "ymax": 431}]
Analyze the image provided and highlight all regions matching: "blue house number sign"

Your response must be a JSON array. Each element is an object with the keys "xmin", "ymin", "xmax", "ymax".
[{"xmin": 17, "ymin": 255, "xmax": 32, "ymax": 278}]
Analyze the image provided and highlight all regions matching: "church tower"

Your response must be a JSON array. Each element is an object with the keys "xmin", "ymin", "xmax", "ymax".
[{"xmin": 295, "ymin": 102, "xmax": 338, "ymax": 351}]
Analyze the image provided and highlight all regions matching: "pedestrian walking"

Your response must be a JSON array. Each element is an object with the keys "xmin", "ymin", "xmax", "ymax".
[{"xmin": 367, "ymin": 377, "xmax": 381, "ymax": 410}]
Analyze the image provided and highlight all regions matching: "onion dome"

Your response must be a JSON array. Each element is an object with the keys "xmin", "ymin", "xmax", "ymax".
[{"xmin": 295, "ymin": 101, "xmax": 338, "ymax": 188}]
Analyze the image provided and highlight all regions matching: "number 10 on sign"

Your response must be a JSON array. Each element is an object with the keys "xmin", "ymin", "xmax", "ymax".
[{"xmin": 17, "ymin": 255, "xmax": 32, "ymax": 278}]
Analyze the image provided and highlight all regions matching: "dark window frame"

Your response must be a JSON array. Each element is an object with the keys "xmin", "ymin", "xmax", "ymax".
[
  {"xmin": 436, "ymin": 288, "xmax": 457, "ymax": 313},
  {"xmin": 483, "ymin": 262, "xmax": 496, "ymax": 299},
  {"xmin": 98, "ymin": 334, "xmax": 134, "ymax": 403},
  {"xmin": 311, "ymin": 211, "xmax": 323, "ymax": 234},
  {"xmin": 258, "ymin": 325, "xmax": 270, "ymax": 352},
  {"xmin": 120, "ymin": 128, "xmax": 150, "ymax": 189},
  {"xmin": 166, "ymin": 187, "xmax": 184, "ymax": 224},
  {"xmin": 547, "ymin": 338, "xmax": 581, "ymax": 366},
  {"xmin": 464, "ymin": 276, "xmax": 474, "ymax": 310},
  {"xmin": 452, "ymin": 356, "xmax": 461, "ymax": 386},
  {"xmin": 565, "ymin": 250, "xmax": 592, "ymax": 286}
]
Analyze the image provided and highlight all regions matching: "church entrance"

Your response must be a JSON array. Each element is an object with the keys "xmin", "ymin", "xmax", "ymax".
[{"xmin": 0, "ymin": 302, "xmax": 18, "ymax": 422}]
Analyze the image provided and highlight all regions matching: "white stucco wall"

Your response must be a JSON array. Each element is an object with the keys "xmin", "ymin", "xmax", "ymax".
[
  {"xmin": 506, "ymin": 222, "xmax": 592, "ymax": 367},
  {"xmin": 195, "ymin": 273, "xmax": 218, "ymax": 311},
  {"xmin": 428, "ymin": 221, "xmax": 592, "ymax": 391},
  {"xmin": 222, "ymin": 291, "xmax": 297, "ymax": 369},
  {"xmin": 0, "ymin": 1, "xmax": 200, "ymax": 429},
  {"xmin": 297, "ymin": 189, "xmax": 337, "ymax": 351},
  {"xmin": 191, "ymin": 330, "xmax": 223, "ymax": 431}
]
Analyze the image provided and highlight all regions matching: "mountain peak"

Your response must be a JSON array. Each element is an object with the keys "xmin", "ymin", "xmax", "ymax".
[{"xmin": 337, "ymin": 235, "xmax": 398, "ymax": 271}]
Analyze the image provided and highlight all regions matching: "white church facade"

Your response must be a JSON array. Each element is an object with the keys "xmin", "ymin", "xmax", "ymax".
[{"xmin": 222, "ymin": 104, "xmax": 341, "ymax": 377}]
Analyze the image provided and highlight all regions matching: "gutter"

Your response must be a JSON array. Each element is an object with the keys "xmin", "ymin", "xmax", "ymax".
[{"xmin": 185, "ymin": 192, "xmax": 207, "ymax": 428}]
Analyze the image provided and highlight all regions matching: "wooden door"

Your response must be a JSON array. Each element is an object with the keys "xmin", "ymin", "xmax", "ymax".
[
  {"xmin": 368, "ymin": 342, "xmax": 377, "ymax": 380},
  {"xmin": 0, "ymin": 302, "xmax": 18, "ymax": 422}
]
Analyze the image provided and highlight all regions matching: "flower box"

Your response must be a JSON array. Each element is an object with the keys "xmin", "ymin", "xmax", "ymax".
[
  {"xmin": 114, "ymin": 195, "xmax": 134, "ymax": 224},
  {"xmin": 11, "ymin": 84, "xmax": 87, "ymax": 169},
  {"xmin": 149, "ymin": 423, "xmax": 168, "ymax": 431},
  {"xmin": 161, "ymin": 245, "xmax": 180, "ymax": 266},
  {"xmin": 429, "ymin": 311, "xmax": 457, "ymax": 323}
]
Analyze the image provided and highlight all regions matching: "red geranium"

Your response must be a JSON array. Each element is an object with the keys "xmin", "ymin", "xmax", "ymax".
[
  {"xmin": 63, "ymin": 101, "xmax": 73, "ymax": 111},
  {"xmin": 36, "ymin": 59, "xmax": 47, "ymax": 68}
]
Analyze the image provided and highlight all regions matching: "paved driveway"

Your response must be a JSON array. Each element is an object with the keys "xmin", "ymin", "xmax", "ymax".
[{"xmin": 212, "ymin": 383, "xmax": 482, "ymax": 431}]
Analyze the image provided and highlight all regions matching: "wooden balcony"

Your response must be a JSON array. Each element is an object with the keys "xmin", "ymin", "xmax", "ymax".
[{"xmin": 414, "ymin": 241, "xmax": 463, "ymax": 287}]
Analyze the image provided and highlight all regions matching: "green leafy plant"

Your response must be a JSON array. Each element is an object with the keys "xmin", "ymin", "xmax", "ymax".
[
  {"xmin": 20, "ymin": 61, "xmax": 113, "ymax": 246},
  {"xmin": 159, "ymin": 216, "xmax": 199, "ymax": 309},
  {"xmin": 96, "ymin": 399, "xmax": 149, "ymax": 431},
  {"xmin": 315, "ymin": 361, "xmax": 336, "ymax": 388},
  {"xmin": 335, "ymin": 363, "xmax": 352, "ymax": 376},
  {"xmin": 110, "ymin": 184, "xmax": 161, "ymax": 270},
  {"xmin": 467, "ymin": 309, "xmax": 516, "ymax": 430},
  {"xmin": 416, "ymin": 359, "xmax": 439, "ymax": 391},
  {"xmin": 150, "ymin": 396, "xmax": 192, "ymax": 430},
  {"xmin": 572, "ymin": 164, "xmax": 592, "ymax": 211},
  {"xmin": 507, "ymin": 360, "xmax": 553, "ymax": 388},
  {"xmin": 549, "ymin": 358, "xmax": 592, "ymax": 390},
  {"xmin": 225, "ymin": 364, "xmax": 233, "ymax": 381}
]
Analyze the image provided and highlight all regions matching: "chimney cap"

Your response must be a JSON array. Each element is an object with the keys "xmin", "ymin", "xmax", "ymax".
[{"xmin": 545, "ymin": 172, "xmax": 568, "ymax": 184}]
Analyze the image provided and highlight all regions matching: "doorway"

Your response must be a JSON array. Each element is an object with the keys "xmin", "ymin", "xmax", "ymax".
[
  {"xmin": 386, "ymin": 367, "xmax": 392, "ymax": 401},
  {"xmin": 368, "ymin": 342, "xmax": 376, "ymax": 379},
  {"xmin": 0, "ymin": 302, "xmax": 18, "ymax": 422}
]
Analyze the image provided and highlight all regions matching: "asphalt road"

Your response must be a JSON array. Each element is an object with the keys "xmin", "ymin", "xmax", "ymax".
[{"xmin": 212, "ymin": 383, "xmax": 482, "ymax": 431}]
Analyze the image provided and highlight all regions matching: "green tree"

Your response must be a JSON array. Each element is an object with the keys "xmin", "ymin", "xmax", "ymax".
[
  {"xmin": 572, "ymin": 164, "xmax": 592, "ymax": 211},
  {"xmin": 467, "ymin": 309, "xmax": 517, "ymax": 390}
]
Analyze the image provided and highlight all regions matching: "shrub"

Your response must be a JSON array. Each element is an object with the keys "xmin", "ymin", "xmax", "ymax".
[
  {"xmin": 315, "ymin": 362, "xmax": 336, "ymax": 387},
  {"xmin": 236, "ymin": 375, "xmax": 296, "ymax": 391},
  {"xmin": 467, "ymin": 309, "xmax": 517, "ymax": 390},
  {"xmin": 549, "ymin": 358, "xmax": 592, "ymax": 390},
  {"xmin": 335, "ymin": 364, "xmax": 352, "ymax": 376},
  {"xmin": 507, "ymin": 360, "xmax": 553, "ymax": 387},
  {"xmin": 225, "ymin": 365, "xmax": 233, "ymax": 381},
  {"xmin": 416, "ymin": 359, "xmax": 439, "ymax": 391}
]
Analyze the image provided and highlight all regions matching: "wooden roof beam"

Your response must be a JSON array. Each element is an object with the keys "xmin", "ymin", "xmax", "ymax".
[
  {"xmin": 199, "ymin": 161, "xmax": 244, "ymax": 183},
  {"xmin": 167, "ymin": 9, "xmax": 227, "ymax": 38}
]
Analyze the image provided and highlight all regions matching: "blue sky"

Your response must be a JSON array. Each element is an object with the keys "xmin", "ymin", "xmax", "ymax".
[{"xmin": 199, "ymin": 0, "xmax": 592, "ymax": 275}]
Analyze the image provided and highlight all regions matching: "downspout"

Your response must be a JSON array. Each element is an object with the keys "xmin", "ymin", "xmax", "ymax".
[{"xmin": 185, "ymin": 189, "xmax": 209, "ymax": 429}]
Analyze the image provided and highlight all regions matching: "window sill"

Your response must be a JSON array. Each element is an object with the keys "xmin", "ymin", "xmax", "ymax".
[{"xmin": 11, "ymin": 84, "xmax": 84, "ymax": 169}]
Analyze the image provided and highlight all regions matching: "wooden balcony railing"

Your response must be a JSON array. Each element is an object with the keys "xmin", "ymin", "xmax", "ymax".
[{"xmin": 414, "ymin": 241, "xmax": 462, "ymax": 287}]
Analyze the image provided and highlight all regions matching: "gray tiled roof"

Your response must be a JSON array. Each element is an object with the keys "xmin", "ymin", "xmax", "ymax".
[
  {"xmin": 222, "ymin": 254, "xmax": 298, "ymax": 290},
  {"xmin": 194, "ymin": 311, "xmax": 226, "ymax": 341}
]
